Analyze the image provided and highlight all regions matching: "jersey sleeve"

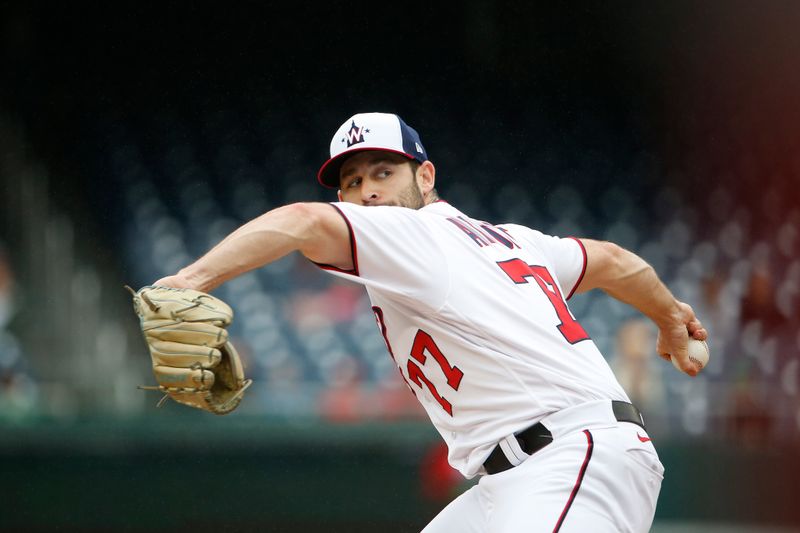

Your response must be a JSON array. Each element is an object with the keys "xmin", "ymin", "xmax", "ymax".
[
  {"xmin": 499, "ymin": 224, "xmax": 587, "ymax": 299},
  {"xmin": 314, "ymin": 202, "xmax": 450, "ymax": 308}
]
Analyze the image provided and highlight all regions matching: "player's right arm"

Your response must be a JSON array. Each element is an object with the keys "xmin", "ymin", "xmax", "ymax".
[
  {"xmin": 153, "ymin": 202, "xmax": 352, "ymax": 292},
  {"xmin": 573, "ymin": 238, "xmax": 707, "ymax": 375}
]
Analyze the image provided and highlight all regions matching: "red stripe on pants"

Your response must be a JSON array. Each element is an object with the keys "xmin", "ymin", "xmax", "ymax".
[{"xmin": 553, "ymin": 429, "xmax": 594, "ymax": 532}]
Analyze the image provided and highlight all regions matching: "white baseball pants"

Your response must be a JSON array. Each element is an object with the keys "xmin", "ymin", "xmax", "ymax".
[{"xmin": 422, "ymin": 400, "xmax": 664, "ymax": 533}]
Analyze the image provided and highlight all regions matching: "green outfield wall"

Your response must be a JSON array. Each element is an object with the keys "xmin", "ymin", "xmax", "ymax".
[{"xmin": 1, "ymin": 416, "xmax": 798, "ymax": 532}]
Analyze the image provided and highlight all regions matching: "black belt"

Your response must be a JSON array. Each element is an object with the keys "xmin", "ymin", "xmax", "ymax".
[{"xmin": 483, "ymin": 401, "xmax": 646, "ymax": 475}]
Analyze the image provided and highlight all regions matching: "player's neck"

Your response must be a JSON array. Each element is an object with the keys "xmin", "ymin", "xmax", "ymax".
[{"xmin": 424, "ymin": 189, "xmax": 440, "ymax": 206}]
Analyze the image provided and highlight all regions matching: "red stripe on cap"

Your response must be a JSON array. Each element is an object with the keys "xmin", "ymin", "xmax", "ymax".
[{"xmin": 317, "ymin": 148, "xmax": 416, "ymax": 189}]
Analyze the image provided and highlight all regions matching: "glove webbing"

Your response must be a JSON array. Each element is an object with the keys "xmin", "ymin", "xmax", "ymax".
[{"xmin": 138, "ymin": 379, "xmax": 253, "ymax": 410}]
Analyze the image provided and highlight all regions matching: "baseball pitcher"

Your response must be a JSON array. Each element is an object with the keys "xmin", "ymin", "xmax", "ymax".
[{"xmin": 131, "ymin": 112, "xmax": 707, "ymax": 532}]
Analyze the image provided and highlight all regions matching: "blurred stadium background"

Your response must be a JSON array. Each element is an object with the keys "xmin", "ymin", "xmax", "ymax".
[{"xmin": 1, "ymin": 2, "xmax": 798, "ymax": 532}]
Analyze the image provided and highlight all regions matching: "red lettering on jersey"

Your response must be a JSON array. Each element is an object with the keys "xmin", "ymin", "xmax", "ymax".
[
  {"xmin": 480, "ymin": 223, "xmax": 520, "ymax": 249},
  {"xmin": 497, "ymin": 259, "xmax": 590, "ymax": 344},
  {"xmin": 447, "ymin": 217, "xmax": 492, "ymax": 247},
  {"xmin": 448, "ymin": 216, "xmax": 521, "ymax": 250}
]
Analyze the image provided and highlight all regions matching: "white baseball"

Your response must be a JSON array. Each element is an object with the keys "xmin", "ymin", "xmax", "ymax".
[{"xmin": 671, "ymin": 338, "xmax": 709, "ymax": 372}]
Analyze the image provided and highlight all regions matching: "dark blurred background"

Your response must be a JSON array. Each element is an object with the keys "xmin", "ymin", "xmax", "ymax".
[{"xmin": 1, "ymin": 2, "xmax": 799, "ymax": 532}]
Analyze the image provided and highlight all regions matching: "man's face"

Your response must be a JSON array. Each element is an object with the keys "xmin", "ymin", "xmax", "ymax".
[{"xmin": 338, "ymin": 151, "xmax": 425, "ymax": 209}]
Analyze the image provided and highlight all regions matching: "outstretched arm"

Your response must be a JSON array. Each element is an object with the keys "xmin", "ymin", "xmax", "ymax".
[
  {"xmin": 153, "ymin": 203, "xmax": 352, "ymax": 292},
  {"xmin": 573, "ymin": 239, "xmax": 707, "ymax": 376}
]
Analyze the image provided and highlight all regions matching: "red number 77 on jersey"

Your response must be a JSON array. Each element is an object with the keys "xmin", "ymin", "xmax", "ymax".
[{"xmin": 373, "ymin": 307, "xmax": 463, "ymax": 416}]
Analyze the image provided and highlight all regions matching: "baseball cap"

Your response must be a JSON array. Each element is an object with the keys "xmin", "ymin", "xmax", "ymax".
[{"xmin": 317, "ymin": 112, "xmax": 428, "ymax": 188}]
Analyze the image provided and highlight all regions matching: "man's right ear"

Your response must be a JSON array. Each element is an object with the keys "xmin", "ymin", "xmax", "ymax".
[{"xmin": 337, "ymin": 190, "xmax": 343, "ymax": 201}]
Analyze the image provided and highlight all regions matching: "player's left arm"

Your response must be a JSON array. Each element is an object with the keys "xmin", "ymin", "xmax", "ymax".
[
  {"xmin": 153, "ymin": 202, "xmax": 352, "ymax": 292},
  {"xmin": 573, "ymin": 238, "xmax": 707, "ymax": 375}
]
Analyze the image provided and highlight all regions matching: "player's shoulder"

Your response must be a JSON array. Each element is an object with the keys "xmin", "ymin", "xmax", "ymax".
[
  {"xmin": 426, "ymin": 203, "xmax": 547, "ymax": 243},
  {"xmin": 332, "ymin": 201, "xmax": 423, "ymax": 220},
  {"xmin": 495, "ymin": 223, "xmax": 580, "ymax": 256},
  {"xmin": 331, "ymin": 201, "xmax": 440, "ymax": 234},
  {"xmin": 420, "ymin": 200, "xmax": 462, "ymax": 216},
  {"xmin": 495, "ymin": 222, "xmax": 546, "ymax": 240}
]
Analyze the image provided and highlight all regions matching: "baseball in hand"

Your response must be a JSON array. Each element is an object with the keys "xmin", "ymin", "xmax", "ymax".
[{"xmin": 671, "ymin": 338, "xmax": 709, "ymax": 372}]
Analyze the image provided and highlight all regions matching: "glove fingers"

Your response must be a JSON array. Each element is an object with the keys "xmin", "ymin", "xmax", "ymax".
[
  {"xmin": 143, "ymin": 319, "xmax": 229, "ymax": 347},
  {"xmin": 154, "ymin": 365, "xmax": 215, "ymax": 390},
  {"xmin": 148, "ymin": 340, "xmax": 222, "ymax": 368},
  {"xmin": 137, "ymin": 288, "xmax": 233, "ymax": 325}
]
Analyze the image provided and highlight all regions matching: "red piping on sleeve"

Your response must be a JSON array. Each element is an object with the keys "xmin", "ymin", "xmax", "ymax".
[
  {"xmin": 565, "ymin": 237, "xmax": 587, "ymax": 300},
  {"xmin": 312, "ymin": 203, "xmax": 360, "ymax": 276}
]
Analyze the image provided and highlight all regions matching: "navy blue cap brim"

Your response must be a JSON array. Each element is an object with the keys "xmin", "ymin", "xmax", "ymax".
[{"xmin": 317, "ymin": 148, "xmax": 418, "ymax": 189}]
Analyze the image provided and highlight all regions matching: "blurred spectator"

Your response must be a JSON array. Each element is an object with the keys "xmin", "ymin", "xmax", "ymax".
[
  {"xmin": 289, "ymin": 278, "xmax": 366, "ymax": 329},
  {"xmin": 609, "ymin": 318, "xmax": 667, "ymax": 423},
  {"xmin": 0, "ymin": 245, "xmax": 40, "ymax": 422},
  {"xmin": 373, "ymin": 379, "xmax": 427, "ymax": 421},
  {"xmin": 725, "ymin": 253, "xmax": 788, "ymax": 447},
  {"xmin": 418, "ymin": 441, "xmax": 469, "ymax": 504},
  {"xmin": 0, "ymin": 243, "xmax": 15, "ymax": 328},
  {"xmin": 0, "ymin": 330, "xmax": 39, "ymax": 422},
  {"xmin": 318, "ymin": 356, "xmax": 369, "ymax": 423},
  {"xmin": 318, "ymin": 360, "xmax": 427, "ymax": 422},
  {"xmin": 740, "ymin": 258, "xmax": 784, "ymax": 338},
  {"xmin": 727, "ymin": 381, "xmax": 773, "ymax": 450}
]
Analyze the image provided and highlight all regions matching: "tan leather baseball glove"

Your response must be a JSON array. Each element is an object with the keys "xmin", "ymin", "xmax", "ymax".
[{"xmin": 127, "ymin": 285, "xmax": 251, "ymax": 415}]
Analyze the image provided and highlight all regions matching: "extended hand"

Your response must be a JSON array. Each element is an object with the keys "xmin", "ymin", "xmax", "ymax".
[{"xmin": 656, "ymin": 301, "xmax": 708, "ymax": 376}]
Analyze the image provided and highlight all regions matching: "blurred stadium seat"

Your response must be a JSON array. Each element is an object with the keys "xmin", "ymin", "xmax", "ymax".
[{"xmin": 50, "ymin": 85, "xmax": 792, "ymax": 441}]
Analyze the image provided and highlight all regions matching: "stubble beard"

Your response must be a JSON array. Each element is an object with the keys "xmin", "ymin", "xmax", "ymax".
[{"xmin": 394, "ymin": 180, "xmax": 426, "ymax": 209}]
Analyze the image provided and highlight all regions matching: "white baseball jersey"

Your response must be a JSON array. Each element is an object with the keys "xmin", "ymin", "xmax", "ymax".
[{"xmin": 316, "ymin": 200, "xmax": 630, "ymax": 478}]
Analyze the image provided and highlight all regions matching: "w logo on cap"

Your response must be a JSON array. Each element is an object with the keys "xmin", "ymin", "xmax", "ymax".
[{"xmin": 343, "ymin": 120, "xmax": 369, "ymax": 147}]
